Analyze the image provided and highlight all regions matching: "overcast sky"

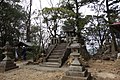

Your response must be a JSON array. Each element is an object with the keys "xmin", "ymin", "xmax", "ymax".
[
  {"xmin": 21, "ymin": 0, "xmax": 60, "ymax": 11},
  {"xmin": 29, "ymin": 0, "xmax": 94, "ymax": 15},
  {"xmin": 32, "ymin": 0, "xmax": 59, "ymax": 9}
]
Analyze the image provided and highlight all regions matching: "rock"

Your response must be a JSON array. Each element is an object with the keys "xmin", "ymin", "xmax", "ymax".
[
  {"xmin": 102, "ymin": 56, "xmax": 110, "ymax": 60},
  {"xmin": 98, "ymin": 70, "xmax": 102, "ymax": 72},
  {"xmin": 96, "ymin": 60, "xmax": 102, "ymax": 63},
  {"xmin": 117, "ymin": 53, "xmax": 120, "ymax": 59},
  {"xmin": 81, "ymin": 61, "xmax": 89, "ymax": 67},
  {"xmin": 26, "ymin": 61, "xmax": 34, "ymax": 65},
  {"xmin": 117, "ymin": 70, "xmax": 120, "ymax": 75}
]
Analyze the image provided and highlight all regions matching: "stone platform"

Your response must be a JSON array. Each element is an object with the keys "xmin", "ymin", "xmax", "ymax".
[
  {"xmin": 0, "ymin": 60, "xmax": 18, "ymax": 72},
  {"xmin": 61, "ymin": 74, "xmax": 91, "ymax": 80}
]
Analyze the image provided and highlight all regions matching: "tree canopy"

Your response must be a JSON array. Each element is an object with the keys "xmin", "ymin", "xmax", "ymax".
[{"xmin": 0, "ymin": 0, "xmax": 27, "ymax": 46}]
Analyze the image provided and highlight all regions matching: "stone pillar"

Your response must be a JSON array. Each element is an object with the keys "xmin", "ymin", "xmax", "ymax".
[
  {"xmin": 61, "ymin": 38, "xmax": 91, "ymax": 80},
  {"xmin": 0, "ymin": 42, "xmax": 18, "ymax": 72}
]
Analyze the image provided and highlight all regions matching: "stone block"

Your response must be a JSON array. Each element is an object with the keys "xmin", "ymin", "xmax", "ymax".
[
  {"xmin": 0, "ymin": 60, "xmax": 18, "ymax": 73},
  {"xmin": 61, "ymin": 73, "xmax": 91, "ymax": 80},
  {"xmin": 71, "ymin": 57, "xmax": 81, "ymax": 66},
  {"xmin": 66, "ymin": 69, "xmax": 88, "ymax": 77},
  {"xmin": 69, "ymin": 65, "xmax": 85, "ymax": 72}
]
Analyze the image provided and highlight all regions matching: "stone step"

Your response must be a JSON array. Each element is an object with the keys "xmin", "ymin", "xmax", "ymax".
[
  {"xmin": 51, "ymin": 52, "xmax": 63, "ymax": 55},
  {"xmin": 54, "ymin": 48, "xmax": 66, "ymax": 52},
  {"xmin": 49, "ymin": 55, "xmax": 61, "ymax": 58},
  {"xmin": 59, "ymin": 43, "xmax": 67, "ymax": 46},
  {"xmin": 55, "ymin": 48, "xmax": 66, "ymax": 50},
  {"xmin": 44, "ymin": 62, "xmax": 60, "ymax": 65},
  {"xmin": 55, "ymin": 46, "xmax": 67, "ymax": 50},
  {"xmin": 47, "ymin": 59, "xmax": 59, "ymax": 62},
  {"xmin": 43, "ymin": 64, "xmax": 60, "ymax": 68},
  {"xmin": 42, "ymin": 62, "xmax": 60, "ymax": 68},
  {"xmin": 53, "ymin": 49, "xmax": 65, "ymax": 52}
]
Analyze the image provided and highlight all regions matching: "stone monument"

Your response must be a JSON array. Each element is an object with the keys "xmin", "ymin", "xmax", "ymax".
[
  {"xmin": 61, "ymin": 37, "xmax": 91, "ymax": 80},
  {"xmin": 0, "ymin": 42, "xmax": 18, "ymax": 72}
]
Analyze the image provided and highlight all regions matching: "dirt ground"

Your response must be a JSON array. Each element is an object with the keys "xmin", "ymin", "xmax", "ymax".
[
  {"xmin": 88, "ymin": 59, "xmax": 120, "ymax": 80},
  {"xmin": 0, "ymin": 60, "xmax": 120, "ymax": 80},
  {"xmin": 0, "ymin": 67, "xmax": 64, "ymax": 80}
]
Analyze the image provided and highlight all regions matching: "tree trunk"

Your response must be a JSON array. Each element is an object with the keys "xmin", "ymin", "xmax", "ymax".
[
  {"xmin": 74, "ymin": 0, "xmax": 90, "ymax": 60},
  {"xmin": 78, "ymin": 32, "xmax": 90, "ymax": 60},
  {"xmin": 106, "ymin": 0, "xmax": 117, "ymax": 52},
  {"xmin": 26, "ymin": 0, "xmax": 32, "ymax": 42},
  {"xmin": 75, "ymin": 0, "xmax": 79, "ymax": 30}
]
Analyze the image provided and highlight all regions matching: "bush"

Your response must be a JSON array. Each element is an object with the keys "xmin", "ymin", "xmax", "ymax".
[{"xmin": 26, "ymin": 51, "xmax": 33, "ymax": 60}]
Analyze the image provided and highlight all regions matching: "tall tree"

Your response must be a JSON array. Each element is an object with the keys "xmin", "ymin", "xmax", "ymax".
[
  {"xmin": 42, "ymin": 7, "xmax": 75, "ymax": 38},
  {"xmin": 90, "ymin": 0, "xmax": 120, "ymax": 51},
  {"xmin": 0, "ymin": 0, "xmax": 27, "ymax": 46},
  {"xmin": 60, "ymin": 0, "xmax": 96, "ymax": 60},
  {"xmin": 105, "ymin": 0, "xmax": 120, "ymax": 51}
]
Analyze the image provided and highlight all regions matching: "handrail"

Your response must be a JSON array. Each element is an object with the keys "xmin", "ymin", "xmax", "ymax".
[
  {"xmin": 59, "ymin": 42, "xmax": 71, "ymax": 66},
  {"xmin": 44, "ymin": 44, "xmax": 57, "ymax": 62},
  {"xmin": 61, "ymin": 42, "xmax": 71, "ymax": 58}
]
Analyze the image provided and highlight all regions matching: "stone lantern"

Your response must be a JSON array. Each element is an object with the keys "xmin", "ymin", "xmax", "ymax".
[
  {"xmin": 61, "ymin": 37, "xmax": 91, "ymax": 80},
  {"xmin": 0, "ymin": 42, "xmax": 18, "ymax": 72}
]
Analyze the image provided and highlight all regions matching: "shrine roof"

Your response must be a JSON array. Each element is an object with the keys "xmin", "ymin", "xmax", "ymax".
[
  {"xmin": 17, "ymin": 41, "xmax": 34, "ymax": 47},
  {"xmin": 111, "ymin": 22, "xmax": 120, "ymax": 25},
  {"xmin": 110, "ymin": 22, "xmax": 120, "ymax": 32}
]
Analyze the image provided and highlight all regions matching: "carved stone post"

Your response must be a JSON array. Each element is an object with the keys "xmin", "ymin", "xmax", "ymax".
[
  {"xmin": 61, "ymin": 37, "xmax": 91, "ymax": 80},
  {"xmin": 0, "ymin": 42, "xmax": 18, "ymax": 72}
]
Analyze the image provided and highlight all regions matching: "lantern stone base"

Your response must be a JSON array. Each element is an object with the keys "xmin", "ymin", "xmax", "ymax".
[
  {"xmin": 66, "ymin": 69, "xmax": 88, "ymax": 77},
  {"xmin": 60, "ymin": 57, "xmax": 92, "ymax": 80},
  {"xmin": 0, "ymin": 60, "xmax": 18, "ymax": 72},
  {"xmin": 61, "ymin": 74, "xmax": 91, "ymax": 80}
]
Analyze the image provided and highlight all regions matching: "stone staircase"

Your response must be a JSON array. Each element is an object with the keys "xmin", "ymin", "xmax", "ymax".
[{"xmin": 42, "ymin": 43, "xmax": 70, "ymax": 68}]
